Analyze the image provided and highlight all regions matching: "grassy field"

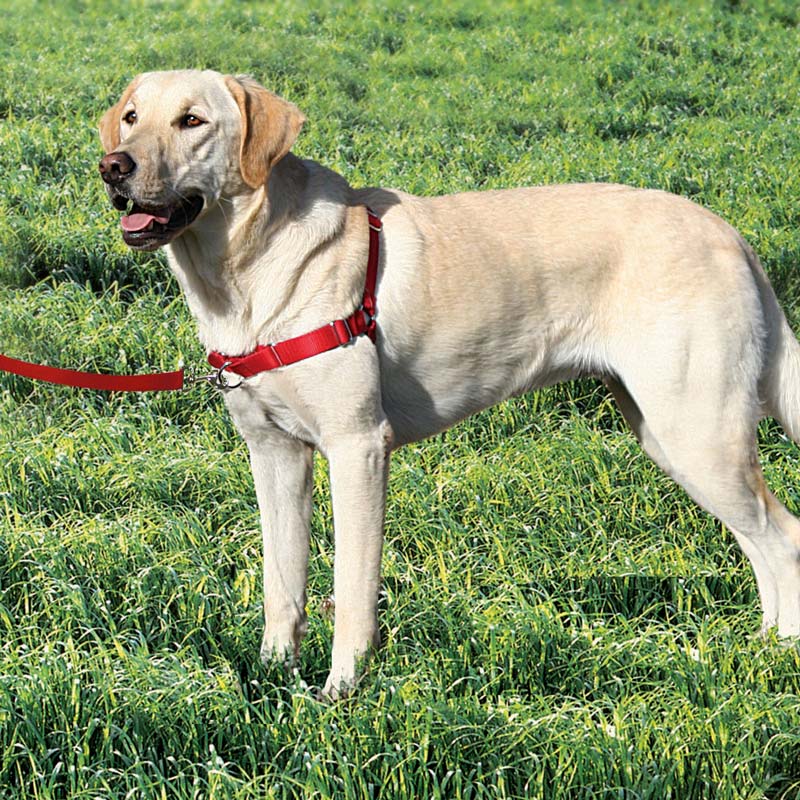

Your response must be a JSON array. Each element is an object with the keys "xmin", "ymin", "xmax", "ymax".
[{"xmin": 1, "ymin": 0, "xmax": 800, "ymax": 797}]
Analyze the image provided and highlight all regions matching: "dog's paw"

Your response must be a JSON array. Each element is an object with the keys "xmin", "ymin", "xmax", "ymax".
[
  {"xmin": 319, "ymin": 636, "xmax": 378, "ymax": 700},
  {"xmin": 260, "ymin": 627, "xmax": 301, "ymax": 667},
  {"xmin": 319, "ymin": 670, "xmax": 358, "ymax": 702}
]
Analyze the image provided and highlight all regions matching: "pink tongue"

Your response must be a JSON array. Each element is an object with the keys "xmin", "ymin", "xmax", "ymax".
[{"xmin": 121, "ymin": 212, "xmax": 170, "ymax": 232}]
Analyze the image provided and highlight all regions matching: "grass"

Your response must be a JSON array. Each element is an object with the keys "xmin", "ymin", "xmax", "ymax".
[{"xmin": 1, "ymin": 0, "xmax": 800, "ymax": 797}]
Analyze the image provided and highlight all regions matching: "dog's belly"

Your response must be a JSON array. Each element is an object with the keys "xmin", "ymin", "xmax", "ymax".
[{"xmin": 378, "ymin": 322, "xmax": 598, "ymax": 446}]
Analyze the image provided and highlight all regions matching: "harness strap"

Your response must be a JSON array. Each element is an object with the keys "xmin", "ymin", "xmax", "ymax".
[{"xmin": 207, "ymin": 207, "xmax": 382, "ymax": 380}]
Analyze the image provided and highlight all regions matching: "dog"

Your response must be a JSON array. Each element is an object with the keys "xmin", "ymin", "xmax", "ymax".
[{"xmin": 99, "ymin": 69, "xmax": 800, "ymax": 698}]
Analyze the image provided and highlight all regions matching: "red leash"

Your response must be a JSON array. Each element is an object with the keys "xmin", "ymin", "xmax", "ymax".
[
  {"xmin": 207, "ymin": 207, "xmax": 382, "ymax": 384},
  {"xmin": 0, "ymin": 207, "xmax": 381, "ymax": 393},
  {"xmin": 0, "ymin": 352, "xmax": 185, "ymax": 392}
]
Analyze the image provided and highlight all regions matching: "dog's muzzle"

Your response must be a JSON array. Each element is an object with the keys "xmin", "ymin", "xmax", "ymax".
[{"xmin": 98, "ymin": 151, "xmax": 204, "ymax": 251}]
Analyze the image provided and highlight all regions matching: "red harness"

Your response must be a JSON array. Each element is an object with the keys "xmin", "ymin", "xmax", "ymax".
[
  {"xmin": 0, "ymin": 207, "xmax": 381, "ymax": 393},
  {"xmin": 207, "ymin": 207, "xmax": 382, "ymax": 384}
]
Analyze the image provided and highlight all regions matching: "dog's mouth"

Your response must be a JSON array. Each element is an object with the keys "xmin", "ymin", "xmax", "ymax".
[{"xmin": 117, "ymin": 196, "xmax": 205, "ymax": 251}]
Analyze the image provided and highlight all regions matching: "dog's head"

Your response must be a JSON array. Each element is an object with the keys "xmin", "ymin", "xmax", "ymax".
[{"xmin": 98, "ymin": 70, "xmax": 305, "ymax": 251}]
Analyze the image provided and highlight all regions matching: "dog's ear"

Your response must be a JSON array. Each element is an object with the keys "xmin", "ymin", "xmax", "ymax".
[
  {"xmin": 225, "ymin": 75, "xmax": 306, "ymax": 189},
  {"xmin": 98, "ymin": 75, "xmax": 143, "ymax": 153}
]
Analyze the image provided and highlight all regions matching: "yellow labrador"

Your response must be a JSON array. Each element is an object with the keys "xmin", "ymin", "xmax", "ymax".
[{"xmin": 99, "ymin": 69, "xmax": 800, "ymax": 698}]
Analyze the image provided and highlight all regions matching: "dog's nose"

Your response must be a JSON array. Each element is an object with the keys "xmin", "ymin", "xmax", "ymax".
[{"xmin": 98, "ymin": 151, "xmax": 136, "ymax": 185}]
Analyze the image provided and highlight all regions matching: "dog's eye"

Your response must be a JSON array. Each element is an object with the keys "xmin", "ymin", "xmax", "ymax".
[
  {"xmin": 181, "ymin": 114, "xmax": 205, "ymax": 129},
  {"xmin": 123, "ymin": 110, "xmax": 137, "ymax": 125}
]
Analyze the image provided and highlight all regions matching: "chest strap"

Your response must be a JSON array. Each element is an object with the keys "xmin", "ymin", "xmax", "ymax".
[{"xmin": 207, "ymin": 207, "xmax": 381, "ymax": 381}]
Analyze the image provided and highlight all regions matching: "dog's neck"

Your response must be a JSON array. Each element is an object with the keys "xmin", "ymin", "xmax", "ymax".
[{"xmin": 166, "ymin": 154, "xmax": 357, "ymax": 357}]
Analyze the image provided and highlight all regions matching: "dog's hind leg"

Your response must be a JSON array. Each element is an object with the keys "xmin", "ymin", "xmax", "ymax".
[
  {"xmin": 609, "ymin": 366, "xmax": 800, "ymax": 636},
  {"xmin": 605, "ymin": 376, "xmax": 672, "ymax": 474},
  {"xmin": 606, "ymin": 375, "xmax": 781, "ymax": 629}
]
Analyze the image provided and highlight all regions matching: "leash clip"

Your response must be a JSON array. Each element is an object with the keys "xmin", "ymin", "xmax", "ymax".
[{"xmin": 185, "ymin": 361, "xmax": 244, "ymax": 391}]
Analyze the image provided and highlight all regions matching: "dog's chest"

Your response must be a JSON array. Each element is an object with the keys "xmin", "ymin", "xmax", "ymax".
[{"xmin": 222, "ymin": 378, "xmax": 321, "ymax": 448}]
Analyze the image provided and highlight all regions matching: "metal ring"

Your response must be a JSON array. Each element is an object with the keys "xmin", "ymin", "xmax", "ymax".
[{"xmin": 215, "ymin": 361, "xmax": 244, "ymax": 390}]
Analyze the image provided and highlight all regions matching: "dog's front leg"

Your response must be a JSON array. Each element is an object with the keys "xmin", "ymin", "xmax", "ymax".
[
  {"xmin": 245, "ymin": 430, "xmax": 314, "ymax": 665},
  {"xmin": 322, "ymin": 423, "xmax": 391, "ymax": 699}
]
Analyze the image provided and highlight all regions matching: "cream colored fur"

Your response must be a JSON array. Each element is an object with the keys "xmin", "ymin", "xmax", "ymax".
[{"xmin": 100, "ymin": 70, "xmax": 800, "ymax": 698}]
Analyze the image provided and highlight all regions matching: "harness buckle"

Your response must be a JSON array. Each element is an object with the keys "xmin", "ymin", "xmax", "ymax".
[
  {"xmin": 359, "ymin": 305, "xmax": 375, "ymax": 326},
  {"xmin": 332, "ymin": 318, "xmax": 354, "ymax": 342}
]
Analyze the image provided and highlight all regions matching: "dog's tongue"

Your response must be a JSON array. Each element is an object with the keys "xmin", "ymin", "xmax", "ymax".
[{"xmin": 121, "ymin": 211, "xmax": 170, "ymax": 232}]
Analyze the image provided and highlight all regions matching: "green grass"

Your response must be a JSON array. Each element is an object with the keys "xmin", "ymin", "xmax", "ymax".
[{"xmin": 1, "ymin": 0, "xmax": 800, "ymax": 797}]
